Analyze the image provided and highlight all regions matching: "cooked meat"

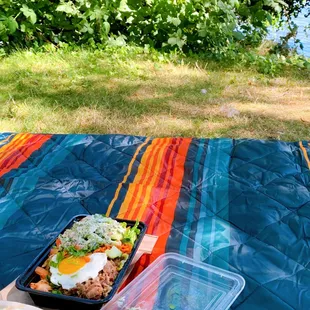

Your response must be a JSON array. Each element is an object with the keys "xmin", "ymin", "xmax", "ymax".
[
  {"xmin": 99, "ymin": 260, "xmax": 118, "ymax": 286},
  {"xmin": 85, "ymin": 280, "xmax": 104, "ymax": 300},
  {"xmin": 77, "ymin": 279, "xmax": 104, "ymax": 300},
  {"xmin": 34, "ymin": 266, "xmax": 49, "ymax": 279},
  {"xmin": 64, "ymin": 287, "xmax": 78, "ymax": 296},
  {"xmin": 101, "ymin": 282, "xmax": 112, "ymax": 296},
  {"xmin": 76, "ymin": 260, "xmax": 119, "ymax": 299},
  {"xmin": 30, "ymin": 279, "xmax": 52, "ymax": 292}
]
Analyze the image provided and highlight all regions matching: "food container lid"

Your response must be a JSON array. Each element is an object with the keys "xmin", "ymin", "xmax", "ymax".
[{"xmin": 103, "ymin": 253, "xmax": 245, "ymax": 310}]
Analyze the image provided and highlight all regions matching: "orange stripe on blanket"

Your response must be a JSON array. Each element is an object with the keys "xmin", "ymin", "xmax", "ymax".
[
  {"xmin": 142, "ymin": 138, "xmax": 191, "ymax": 238},
  {"xmin": 0, "ymin": 134, "xmax": 52, "ymax": 178},
  {"xmin": 118, "ymin": 138, "xmax": 168, "ymax": 219},
  {"xmin": 135, "ymin": 138, "xmax": 192, "ymax": 275},
  {"xmin": 299, "ymin": 141, "xmax": 310, "ymax": 169},
  {"xmin": 124, "ymin": 138, "xmax": 171, "ymax": 220},
  {"xmin": 120, "ymin": 137, "xmax": 191, "ymax": 286},
  {"xmin": 105, "ymin": 137, "xmax": 151, "ymax": 217},
  {"xmin": 1, "ymin": 135, "xmax": 50, "ymax": 170},
  {"xmin": 146, "ymin": 138, "xmax": 180, "ymax": 234},
  {"xmin": 0, "ymin": 134, "xmax": 33, "ymax": 168},
  {"xmin": 0, "ymin": 133, "xmax": 31, "ymax": 160},
  {"xmin": 131, "ymin": 138, "xmax": 171, "ymax": 220}
]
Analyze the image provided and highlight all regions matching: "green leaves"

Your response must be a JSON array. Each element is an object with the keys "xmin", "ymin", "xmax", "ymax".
[
  {"xmin": 0, "ymin": 16, "xmax": 18, "ymax": 35},
  {"xmin": 81, "ymin": 22, "xmax": 94, "ymax": 34},
  {"xmin": 167, "ymin": 29, "xmax": 186, "ymax": 49},
  {"xmin": 119, "ymin": 0, "xmax": 132, "ymax": 12},
  {"xmin": 103, "ymin": 22, "xmax": 110, "ymax": 34},
  {"xmin": 233, "ymin": 31, "xmax": 245, "ymax": 40},
  {"xmin": 167, "ymin": 16, "xmax": 181, "ymax": 27},
  {"xmin": 0, "ymin": 0, "xmax": 306, "ymax": 57},
  {"xmin": 0, "ymin": 22, "xmax": 6, "ymax": 35},
  {"xmin": 266, "ymin": 12, "xmax": 273, "ymax": 25},
  {"xmin": 20, "ymin": 24, "xmax": 26, "ymax": 32},
  {"xmin": 275, "ymin": 0, "xmax": 288, "ymax": 8},
  {"xmin": 56, "ymin": 2, "xmax": 79, "ymax": 16},
  {"xmin": 90, "ymin": 7, "xmax": 104, "ymax": 21},
  {"xmin": 20, "ymin": 5, "xmax": 37, "ymax": 24},
  {"xmin": 167, "ymin": 37, "xmax": 185, "ymax": 49},
  {"xmin": 6, "ymin": 17, "xmax": 18, "ymax": 34},
  {"xmin": 0, "ymin": 15, "xmax": 17, "ymax": 42}
]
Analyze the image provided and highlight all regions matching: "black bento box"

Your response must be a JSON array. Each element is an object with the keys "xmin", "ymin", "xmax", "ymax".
[{"xmin": 16, "ymin": 214, "xmax": 147, "ymax": 309}]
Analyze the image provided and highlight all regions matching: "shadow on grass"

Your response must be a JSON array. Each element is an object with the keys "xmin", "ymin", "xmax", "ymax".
[{"xmin": 1, "ymin": 69, "xmax": 218, "ymax": 116}]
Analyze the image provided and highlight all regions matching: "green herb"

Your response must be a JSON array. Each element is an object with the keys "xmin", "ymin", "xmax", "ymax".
[
  {"xmin": 49, "ymin": 261, "xmax": 58, "ymax": 268},
  {"xmin": 52, "ymin": 290, "xmax": 62, "ymax": 295},
  {"xmin": 49, "ymin": 251, "xmax": 65, "ymax": 268},
  {"xmin": 50, "ymin": 282, "xmax": 60, "ymax": 289},
  {"xmin": 120, "ymin": 222, "xmax": 127, "ymax": 228},
  {"xmin": 122, "ymin": 220, "xmax": 140, "ymax": 245},
  {"xmin": 56, "ymin": 251, "xmax": 65, "ymax": 263},
  {"xmin": 117, "ymin": 253, "xmax": 129, "ymax": 271},
  {"xmin": 66, "ymin": 246, "xmax": 88, "ymax": 257}
]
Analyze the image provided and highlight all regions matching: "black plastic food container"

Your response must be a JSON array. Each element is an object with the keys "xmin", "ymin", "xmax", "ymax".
[{"xmin": 16, "ymin": 214, "xmax": 147, "ymax": 310}]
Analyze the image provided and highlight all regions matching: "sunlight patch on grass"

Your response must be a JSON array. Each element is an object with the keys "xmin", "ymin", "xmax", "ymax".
[
  {"xmin": 137, "ymin": 115, "xmax": 195, "ymax": 136},
  {"xmin": 232, "ymin": 85, "xmax": 310, "ymax": 105},
  {"xmin": 237, "ymin": 103, "xmax": 310, "ymax": 122}
]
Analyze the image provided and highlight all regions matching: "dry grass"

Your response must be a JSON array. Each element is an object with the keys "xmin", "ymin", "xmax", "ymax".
[{"xmin": 0, "ymin": 48, "xmax": 309, "ymax": 141}]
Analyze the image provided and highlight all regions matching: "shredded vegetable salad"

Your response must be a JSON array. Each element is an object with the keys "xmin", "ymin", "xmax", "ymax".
[{"xmin": 59, "ymin": 214, "xmax": 129, "ymax": 252}]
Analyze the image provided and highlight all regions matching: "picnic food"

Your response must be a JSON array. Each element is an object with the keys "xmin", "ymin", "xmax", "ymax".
[{"xmin": 29, "ymin": 214, "xmax": 140, "ymax": 300}]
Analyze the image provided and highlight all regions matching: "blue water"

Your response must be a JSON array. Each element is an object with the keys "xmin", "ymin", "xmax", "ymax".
[{"xmin": 268, "ymin": 9, "xmax": 310, "ymax": 57}]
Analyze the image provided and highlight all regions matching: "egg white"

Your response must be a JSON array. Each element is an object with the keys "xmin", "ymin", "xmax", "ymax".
[{"xmin": 50, "ymin": 253, "xmax": 107, "ymax": 290}]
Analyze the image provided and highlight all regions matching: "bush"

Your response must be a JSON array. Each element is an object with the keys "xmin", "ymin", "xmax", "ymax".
[{"xmin": 0, "ymin": 0, "xmax": 289, "ymax": 54}]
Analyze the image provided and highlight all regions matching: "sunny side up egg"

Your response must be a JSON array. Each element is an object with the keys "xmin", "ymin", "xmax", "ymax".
[{"xmin": 50, "ymin": 253, "xmax": 107, "ymax": 290}]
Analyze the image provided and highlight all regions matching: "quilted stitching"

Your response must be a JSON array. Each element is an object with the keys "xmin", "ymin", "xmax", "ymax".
[{"xmin": 0, "ymin": 134, "xmax": 309, "ymax": 310}]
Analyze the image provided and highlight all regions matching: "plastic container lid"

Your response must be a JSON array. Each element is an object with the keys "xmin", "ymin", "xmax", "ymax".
[{"xmin": 103, "ymin": 253, "xmax": 245, "ymax": 310}]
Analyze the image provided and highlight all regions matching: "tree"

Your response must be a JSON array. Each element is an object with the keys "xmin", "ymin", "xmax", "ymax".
[{"xmin": 283, "ymin": 0, "xmax": 310, "ymax": 18}]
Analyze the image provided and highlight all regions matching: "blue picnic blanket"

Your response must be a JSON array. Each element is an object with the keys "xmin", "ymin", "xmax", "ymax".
[{"xmin": 0, "ymin": 133, "xmax": 309, "ymax": 309}]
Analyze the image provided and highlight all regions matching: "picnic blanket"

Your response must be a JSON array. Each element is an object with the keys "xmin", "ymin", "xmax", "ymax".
[{"xmin": 0, "ymin": 133, "xmax": 309, "ymax": 309}]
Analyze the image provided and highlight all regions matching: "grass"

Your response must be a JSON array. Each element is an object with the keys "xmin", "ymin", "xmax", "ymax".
[{"xmin": 0, "ymin": 46, "xmax": 309, "ymax": 141}]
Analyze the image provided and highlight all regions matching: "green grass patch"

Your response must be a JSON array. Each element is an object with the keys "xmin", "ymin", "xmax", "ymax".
[{"xmin": 0, "ymin": 46, "xmax": 309, "ymax": 141}]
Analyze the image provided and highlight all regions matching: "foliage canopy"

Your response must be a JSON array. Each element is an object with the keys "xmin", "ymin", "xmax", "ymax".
[{"xmin": 1, "ymin": 0, "xmax": 304, "ymax": 54}]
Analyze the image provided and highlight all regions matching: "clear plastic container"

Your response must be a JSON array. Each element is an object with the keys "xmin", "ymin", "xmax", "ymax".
[{"xmin": 103, "ymin": 253, "xmax": 245, "ymax": 310}]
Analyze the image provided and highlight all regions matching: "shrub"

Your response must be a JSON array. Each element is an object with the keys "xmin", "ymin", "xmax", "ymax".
[{"xmin": 0, "ymin": 0, "xmax": 289, "ymax": 53}]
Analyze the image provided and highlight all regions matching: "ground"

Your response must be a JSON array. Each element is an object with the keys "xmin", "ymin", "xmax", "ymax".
[{"xmin": 0, "ymin": 47, "xmax": 309, "ymax": 141}]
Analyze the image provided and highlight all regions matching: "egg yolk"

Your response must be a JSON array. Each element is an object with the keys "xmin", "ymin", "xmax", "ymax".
[{"xmin": 58, "ymin": 256, "xmax": 90, "ymax": 274}]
